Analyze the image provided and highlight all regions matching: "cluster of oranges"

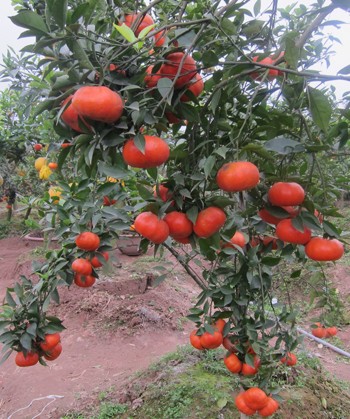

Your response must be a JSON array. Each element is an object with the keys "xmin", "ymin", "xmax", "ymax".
[
  {"xmin": 189, "ymin": 319, "xmax": 295, "ymax": 417},
  {"xmin": 258, "ymin": 181, "xmax": 344, "ymax": 261},
  {"xmin": 15, "ymin": 332, "xmax": 62, "ymax": 367},
  {"xmin": 235, "ymin": 388, "xmax": 279, "ymax": 417},
  {"xmin": 132, "ymin": 160, "xmax": 344, "ymax": 268},
  {"xmin": 311, "ymin": 323, "xmax": 338, "ymax": 339},
  {"xmin": 133, "ymin": 162, "xmax": 260, "ymax": 244},
  {"xmin": 71, "ymin": 232, "xmax": 109, "ymax": 288},
  {"xmin": 192, "ymin": 324, "xmax": 297, "ymax": 363}
]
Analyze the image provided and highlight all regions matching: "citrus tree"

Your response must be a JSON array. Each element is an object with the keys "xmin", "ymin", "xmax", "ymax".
[
  {"xmin": 0, "ymin": 51, "xmax": 63, "ymax": 217},
  {"xmin": 1, "ymin": 0, "xmax": 350, "ymax": 415}
]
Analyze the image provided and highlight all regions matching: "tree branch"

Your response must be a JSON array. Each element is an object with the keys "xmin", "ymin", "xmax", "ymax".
[
  {"xmin": 223, "ymin": 61, "xmax": 350, "ymax": 82},
  {"xmin": 214, "ymin": 0, "xmax": 239, "ymax": 17},
  {"xmin": 295, "ymin": 5, "xmax": 337, "ymax": 49},
  {"xmin": 163, "ymin": 243, "xmax": 207, "ymax": 290}
]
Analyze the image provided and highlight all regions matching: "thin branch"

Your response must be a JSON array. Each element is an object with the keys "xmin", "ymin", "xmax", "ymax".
[
  {"xmin": 138, "ymin": 0, "xmax": 166, "ymax": 18},
  {"xmin": 163, "ymin": 243, "xmax": 207, "ymax": 290},
  {"xmin": 295, "ymin": 6, "xmax": 337, "ymax": 49},
  {"xmin": 214, "ymin": 0, "xmax": 239, "ymax": 17},
  {"xmin": 178, "ymin": 0, "xmax": 190, "ymax": 22},
  {"xmin": 223, "ymin": 61, "xmax": 350, "ymax": 82}
]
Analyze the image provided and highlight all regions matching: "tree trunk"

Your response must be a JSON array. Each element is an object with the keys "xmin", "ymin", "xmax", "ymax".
[{"xmin": 7, "ymin": 207, "xmax": 12, "ymax": 222}]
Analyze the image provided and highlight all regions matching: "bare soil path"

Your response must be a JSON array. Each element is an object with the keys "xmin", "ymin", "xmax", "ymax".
[{"xmin": 0, "ymin": 237, "xmax": 195, "ymax": 419}]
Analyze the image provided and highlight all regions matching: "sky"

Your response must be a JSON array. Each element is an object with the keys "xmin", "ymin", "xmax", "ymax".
[
  {"xmin": 0, "ymin": 0, "xmax": 27, "ymax": 57},
  {"xmin": 0, "ymin": 0, "xmax": 349, "ymax": 95}
]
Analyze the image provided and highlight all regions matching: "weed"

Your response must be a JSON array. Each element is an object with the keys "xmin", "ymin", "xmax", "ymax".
[
  {"xmin": 61, "ymin": 414, "xmax": 86, "ymax": 419},
  {"xmin": 98, "ymin": 386, "xmax": 115, "ymax": 402},
  {"xmin": 94, "ymin": 402, "xmax": 128, "ymax": 418}
]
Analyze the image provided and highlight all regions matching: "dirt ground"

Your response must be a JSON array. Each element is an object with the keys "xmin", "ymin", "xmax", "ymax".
[
  {"xmin": 1, "ymin": 237, "xmax": 350, "ymax": 418},
  {"xmin": 0, "ymin": 237, "xmax": 198, "ymax": 419}
]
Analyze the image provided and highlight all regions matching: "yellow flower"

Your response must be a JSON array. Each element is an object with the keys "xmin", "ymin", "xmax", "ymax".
[
  {"xmin": 107, "ymin": 177, "xmax": 125, "ymax": 187},
  {"xmin": 0, "ymin": 175, "xmax": 3, "ymax": 186},
  {"xmin": 17, "ymin": 170, "xmax": 26, "ymax": 177},
  {"xmin": 39, "ymin": 165, "xmax": 52, "ymax": 180},
  {"xmin": 35, "ymin": 157, "xmax": 47, "ymax": 171},
  {"xmin": 107, "ymin": 177, "xmax": 117, "ymax": 183},
  {"xmin": 48, "ymin": 187, "xmax": 62, "ymax": 204}
]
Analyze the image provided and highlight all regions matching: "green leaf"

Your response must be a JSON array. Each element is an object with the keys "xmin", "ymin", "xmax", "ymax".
[
  {"xmin": 338, "ymin": 64, "xmax": 350, "ymax": 75},
  {"xmin": 44, "ymin": 323, "xmax": 65, "ymax": 333},
  {"xmin": 157, "ymin": 78, "xmax": 174, "ymax": 102},
  {"xmin": 308, "ymin": 86, "xmax": 332, "ymax": 133},
  {"xmin": 217, "ymin": 398, "xmax": 228, "ymax": 409},
  {"xmin": 254, "ymin": 0, "xmax": 261, "ymax": 16},
  {"xmin": 245, "ymin": 353, "xmax": 255, "ymax": 367},
  {"xmin": 0, "ymin": 350, "xmax": 12, "ymax": 367},
  {"xmin": 5, "ymin": 290, "xmax": 16, "ymax": 307},
  {"xmin": 220, "ymin": 18, "xmax": 236, "ymax": 35},
  {"xmin": 101, "ymin": 131, "xmax": 125, "ymax": 147},
  {"xmin": 210, "ymin": 90, "xmax": 221, "ymax": 113},
  {"xmin": 33, "ymin": 99, "xmax": 55, "ymax": 117},
  {"xmin": 134, "ymin": 133, "xmax": 146, "ymax": 154},
  {"xmin": 47, "ymin": 0, "xmax": 67, "ymax": 29},
  {"xmin": 261, "ymin": 257, "xmax": 281, "ymax": 266},
  {"xmin": 138, "ymin": 24, "xmax": 156, "ymax": 39},
  {"xmin": 217, "ymin": 119, "xmax": 231, "ymax": 131},
  {"xmin": 241, "ymin": 20, "xmax": 265, "ymax": 37},
  {"xmin": 51, "ymin": 288, "xmax": 60, "ymax": 304},
  {"xmin": 174, "ymin": 29, "xmax": 197, "ymax": 47},
  {"xmin": 67, "ymin": 39, "xmax": 94, "ymax": 70},
  {"xmin": 224, "ymin": 294, "xmax": 232, "ymax": 305},
  {"xmin": 264, "ymin": 137, "xmax": 305, "ymax": 154},
  {"xmin": 291, "ymin": 217, "xmax": 305, "ymax": 233},
  {"xmin": 98, "ymin": 162, "xmax": 129, "ymax": 179},
  {"xmin": 113, "ymin": 23, "xmax": 137, "ymax": 43},
  {"xmin": 153, "ymin": 274, "xmax": 167, "ymax": 287},
  {"xmin": 284, "ymin": 31, "xmax": 300, "ymax": 69},
  {"xmin": 179, "ymin": 103, "xmax": 199, "ymax": 122},
  {"xmin": 242, "ymin": 144, "xmax": 275, "ymax": 161},
  {"xmin": 20, "ymin": 333, "xmax": 33, "ymax": 351},
  {"xmin": 82, "ymin": 0, "xmax": 106, "ymax": 23},
  {"xmin": 291, "ymin": 269, "xmax": 301, "ymax": 278},
  {"xmin": 147, "ymin": 167, "xmax": 158, "ymax": 181},
  {"xmin": 26, "ymin": 323, "xmax": 37, "ymax": 337},
  {"xmin": 10, "ymin": 10, "xmax": 48, "ymax": 35},
  {"xmin": 186, "ymin": 207, "xmax": 198, "ymax": 224},
  {"xmin": 323, "ymin": 220, "xmax": 340, "ymax": 238},
  {"xmin": 137, "ymin": 184, "xmax": 153, "ymax": 200},
  {"xmin": 203, "ymin": 155, "xmax": 216, "ymax": 178},
  {"xmin": 202, "ymin": 51, "xmax": 219, "ymax": 67},
  {"xmin": 187, "ymin": 314, "xmax": 201, "ymax": 322}
]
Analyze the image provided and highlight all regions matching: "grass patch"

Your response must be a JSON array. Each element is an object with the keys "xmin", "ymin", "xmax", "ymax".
[
  {"xmin": 0, "ymin": 217, "xmax": 28, "ymax": 239},
  {"xmin": 62, "ymin": 346, "xmax": 350, "ymax": 419}
]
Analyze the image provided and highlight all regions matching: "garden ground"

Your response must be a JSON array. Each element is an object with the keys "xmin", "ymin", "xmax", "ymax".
[{"xmin": 1, "ymin": 235, "xmax": 350, "ymax": 418}]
